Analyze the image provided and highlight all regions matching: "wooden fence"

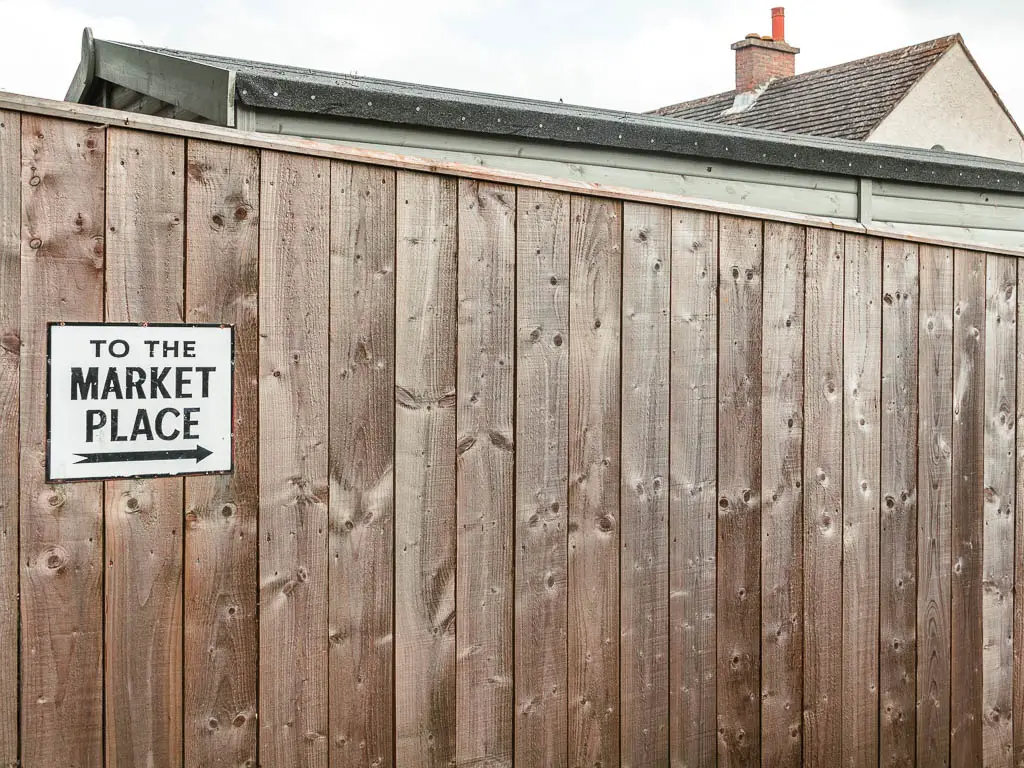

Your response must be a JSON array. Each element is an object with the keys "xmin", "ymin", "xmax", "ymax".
[{"xmin": 1, "ymin": 97, "xmax": 1024, "ymax": 768}]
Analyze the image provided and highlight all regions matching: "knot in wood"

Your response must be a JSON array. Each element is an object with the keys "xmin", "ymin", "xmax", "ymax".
[
  {"xmin": 43, "ymin": 546, "xmax": 68, "ymax": 571},
  {"xmin": 0, "ymin": 331, "xmax": 21, "ymax": 355}
]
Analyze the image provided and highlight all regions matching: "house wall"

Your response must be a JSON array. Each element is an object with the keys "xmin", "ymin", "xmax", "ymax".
[
  {"xmin": 869, "ymin": 43, "xmax": 1024, "ymax": 162},
  {"xmin": 6, "ymin": 101, "xmax": 1024, "ymax": 768}
]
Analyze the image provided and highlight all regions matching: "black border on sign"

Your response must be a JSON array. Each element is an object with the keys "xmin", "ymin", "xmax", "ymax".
[{"xmin": 45, "ymin": 322, "xmax": 236, "ymax": 483}]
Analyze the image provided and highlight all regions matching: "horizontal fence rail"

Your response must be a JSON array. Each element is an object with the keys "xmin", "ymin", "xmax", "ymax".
[{"xmin": 1, "ymin": 106, "xmax": 1023, "ymax": 767}]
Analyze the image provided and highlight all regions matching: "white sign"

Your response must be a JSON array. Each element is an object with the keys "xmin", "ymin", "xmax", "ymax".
[{"xmin": 47, "ymin": 323, "xmax": 234, "ymax": 481}]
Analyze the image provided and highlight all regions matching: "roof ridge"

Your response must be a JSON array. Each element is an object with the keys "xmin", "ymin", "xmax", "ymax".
[{"xmin": 767, "ymin": 33, "xmax": 959, "ymax": 85}]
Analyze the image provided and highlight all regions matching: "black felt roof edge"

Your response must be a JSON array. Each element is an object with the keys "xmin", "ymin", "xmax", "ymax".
[
  {"xmin": 99, "ymin": 40, "xmax": 1024, "ymax": 193},
  {"xmin": 236, "ymin": 71, "xmax": 1024, "ymax": 192}
]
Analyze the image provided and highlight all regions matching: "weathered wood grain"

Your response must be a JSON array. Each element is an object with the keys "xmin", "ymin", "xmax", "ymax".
[
  {"xmin": 394, "ymin": 171, "xmax": 458, "ymax": 768},
  {"xmin": 669, "ymin": 209, "xmax": 718, "ymax": 768},
  {"xmin": 803, "ymin": 228, "xmax": 844, "ymax": 768},
  {"xmin": 917, "ymin": 246, "xmax": 953, "ymax": 768},
  {"xmin": 328, "ymin": 161, "xmax": 396, "ymax": 768},
  {"xmin": 103, "ymin": 127, "xmax": 186, "ymax": 768},
  {"xmin": 842, "ymin": 234, "xmax": 882, "ymax": 768},
  {"xmin": 620, "ymin": 202, "xmax": 671, "ymax": 768},
  {"xmin": 879, "ymin": 240, "xmax": 919, "ymax": 768},
  {"xmin": 760, "ymin": 222, "xmax": 805, "ymax": 768},
  {"xmin": 1015, "ymin": 259, "xmax": 1024, "ymax": 768},
  {"xmin": 951, "ymin": 248, "xmax": 986, "ymax": 767},
  {"xmin": 258, "ymin": 150, "xmax": 331, "ymax": 768},
  {"xmin": 717, "ymin": 215, "xmax": 763, "ymax": 768},
  {"xmin": 183, "ymin": 140, "xmax": 259, "ymax": 767},
  {"xmin": 0, "ymin": 109, "xmax": 19, "ymax": 767},
  {"xmin": 19, "ymin": 116, "xmax": 106, "ymax": 767},
  {"xmin": 455, "ymin": 179, "xmax": 516, "ymax": 767},
  {"xmin": 568, "ymin": 195, "xmax": 622, "ymax": 768},
  {"xmin": 515, "ymin": 186, "xmax": 570, "ymax": 768},
  {"xmin": 982, "ymin": 255, "xmax": 1016, "ymax": 768}
]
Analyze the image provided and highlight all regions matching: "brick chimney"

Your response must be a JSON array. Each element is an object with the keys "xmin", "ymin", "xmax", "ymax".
[{"xmin": 732, "ymin": 7, "xmax": 800, "ymax": 92}]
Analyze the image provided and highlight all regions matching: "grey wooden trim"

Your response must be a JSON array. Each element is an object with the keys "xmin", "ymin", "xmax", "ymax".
[
  {"xmin": 872, "ymin": 221, "xmax": 1024, "ymax": 251},
  {"xmin": 874, "ymin": 194, "xmax": 1024, "ymax": 232},
  {"xmin": 319, "ymin": 135, "xmax": 860, "ymax": 219},
  {"xmin": 875, "ymin": 179, "xmax": 1024, "ymax": 211},
  {"xmin": 64, "ymin": 28, "xmax": 96, "ymax": 103},
  {"xmin": 92, "ymin": 40, "xmax": 234, "ymax": 125},
  {"xmin": 235, "ymin": 103, "xmax": 257, "ymax": 132},
  {"xmin": 858, "ymin": 178, "xmax": 873, "ymax": 226},
  {"xmin": 251, "ymin": 110, "xmax": 859, "ymax": 193}
]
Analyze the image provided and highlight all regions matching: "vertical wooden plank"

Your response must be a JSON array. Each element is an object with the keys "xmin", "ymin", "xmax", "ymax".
[
  {"xmin": 328, "ymin": 161, "xmax": 396, "ymax": 768},
  {"xmin": 515, "ymin": 187, "xmax": 570, "ymax": 768},
  {"xmin": 982, "ymin": 255, "xmax": 1015, "ymax": 768},
  {"xmin": 1015, "ymin": 257, "xmax": 1024, "ymax": 768},
  {"xmin": 717, "ymin": 215, "xmax": 762, "ymax": 768},
  {"xmin": 19, "ymin": 116, "xmax": 105, "ymax": 767},
  {"xmin": 103, "ymin": 127, "xmax": 185, "ymax": 768},
  {"xmin": 455, "ymin": 179, "xmax": 516, "ymax": 767},
  {"xmin": 879, "ymin": 240, "xmax": 919, "ymax": 768},
  {"xmin": 568, "ymin": 195, "xmax": 621, "ymax": 768},
  {"xmin": 841, "ymin": 234, "xmax": 882, "ymax": 768},
  {"xmin": 0, "ymin": 110, "xmax": 19, "ymax": 767},
  {"xmin": 258, "ymin": 150, "xmax": 330, "ymax": 768},
  {"xmin": 394, "ymin": 171, "xmax": 457, "ymax": 768},
  {"xmin": 951, "ymin": 248, "xmax": 986, "ymax": 768},
  {"xmin": 669, "ymin": 209, "xmax": 718, "ymax": 768},
  {"xmin": 760, "ymin": 222, "xmax": 805, "ymax": 768},
  {"xmin": 803, "ymin": 228, "xmax": 844, "ymax": 768},
  {"xmin": 620, "ymin": 202, "xmax": 670, "ymax": 768},
  {"xmin": 917, "ymin": 246, "xmax": 953, "ymax": 768},
  {"xmin": 183, "ymin": 140, "xmax": 259, "ymax": 767}
]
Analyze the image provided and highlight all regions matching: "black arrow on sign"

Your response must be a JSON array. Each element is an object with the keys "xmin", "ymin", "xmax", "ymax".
[{"xmin": 74, "ymin": 445, "xmax": 213, "ymax": 465}]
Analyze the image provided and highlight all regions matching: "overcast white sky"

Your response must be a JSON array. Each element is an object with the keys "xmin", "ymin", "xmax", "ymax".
[{"xmin": 1, "ymin": 0, "xmax": 1022, "ymax": 120}]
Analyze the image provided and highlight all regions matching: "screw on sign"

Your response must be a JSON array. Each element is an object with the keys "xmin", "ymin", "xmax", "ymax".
[{"xmin": 46, "ymin": 323, "xmax": 234, "ymax": 481}]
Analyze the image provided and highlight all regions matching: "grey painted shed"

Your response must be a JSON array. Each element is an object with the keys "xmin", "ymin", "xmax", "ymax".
[{"xmin": 65, "ymin": 28, "xmax": 1024, "ymax": 251}]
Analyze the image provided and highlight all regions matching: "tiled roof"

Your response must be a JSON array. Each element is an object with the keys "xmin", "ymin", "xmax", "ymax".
[{"xmin": 651, "ymin": 35, "xmax": 960, "ymax": 140}]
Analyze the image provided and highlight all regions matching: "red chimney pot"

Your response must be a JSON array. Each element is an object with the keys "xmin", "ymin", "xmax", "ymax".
[{"xmin": 772, "ymin": 7, "xmax": 785, "ymax": 41}]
